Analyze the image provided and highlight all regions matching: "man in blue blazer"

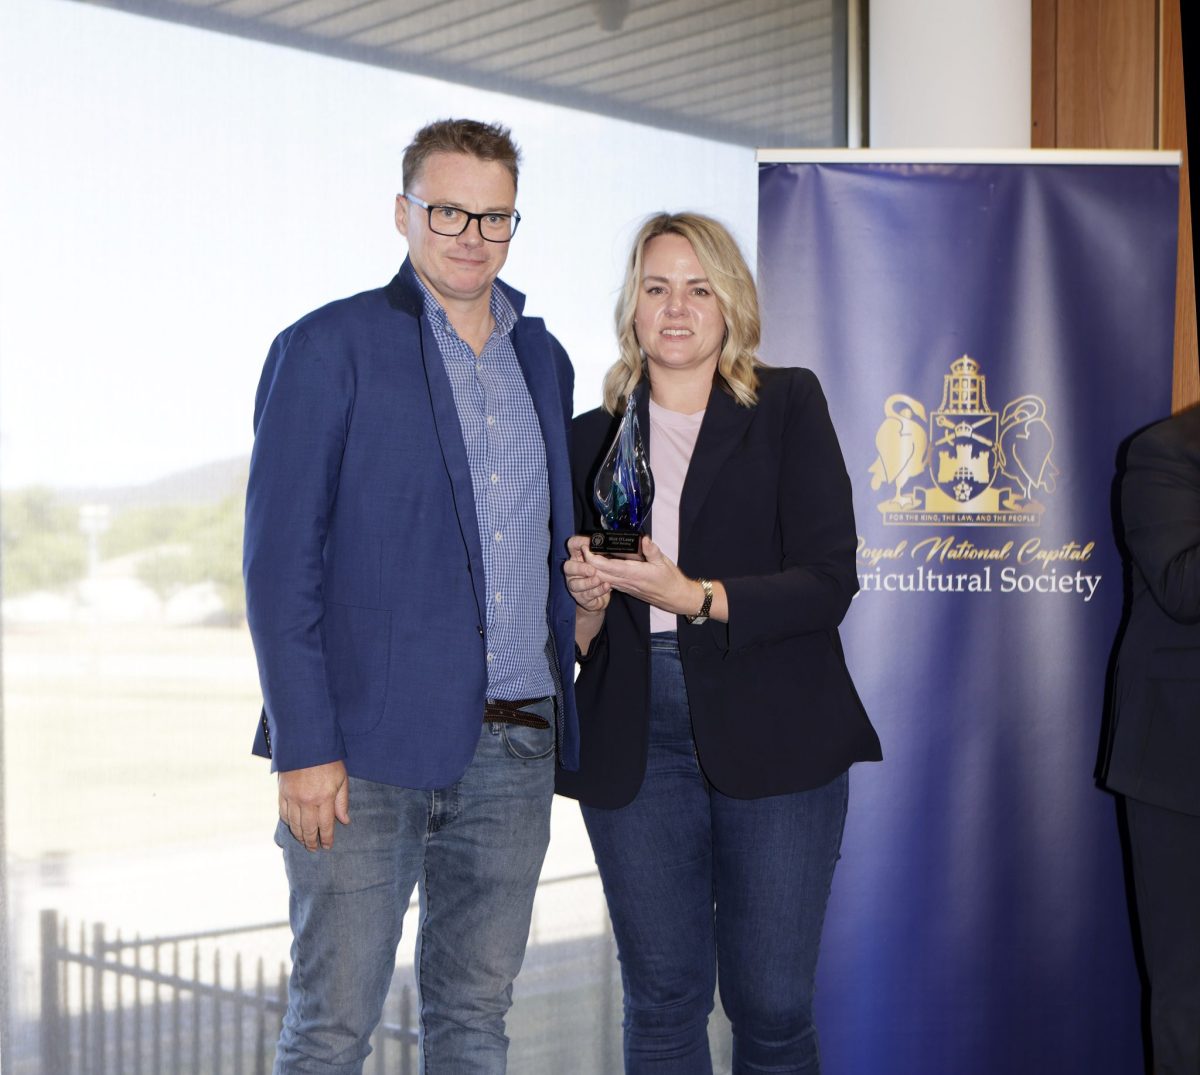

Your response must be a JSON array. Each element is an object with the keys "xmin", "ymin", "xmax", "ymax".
[{"xmin": 243, "ymin": 119, "xmax": 578, "ymax": 1074}]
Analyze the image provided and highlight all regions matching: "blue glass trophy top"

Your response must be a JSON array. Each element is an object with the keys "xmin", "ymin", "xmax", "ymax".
[{"xmin": 591, "ymin": 389, "xmax": 654, "ymax": 555}]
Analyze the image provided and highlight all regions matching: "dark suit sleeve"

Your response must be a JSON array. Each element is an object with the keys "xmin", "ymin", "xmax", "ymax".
[
  {"xmin": 570, "ymin": 408, "xmax": 620, "ymax": 664},
  {"xmin": 1122, "ymin": 422, "xmax": 1200, "ymax": 624},
  {"xmin": 243, "ymin": 324, "xmax": 351, "ymax": 771},
  {"xmin": 722, "ymin": 369, "xmax": 859, "ymax": 651}
]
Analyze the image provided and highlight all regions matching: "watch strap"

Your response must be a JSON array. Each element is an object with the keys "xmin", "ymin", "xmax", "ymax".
[{"xmin": 686, "ymin": 577, "xmax": 714, "ymax": 624}]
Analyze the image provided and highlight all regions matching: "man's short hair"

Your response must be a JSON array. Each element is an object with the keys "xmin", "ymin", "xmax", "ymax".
[{"xmin": 403, "ymin": 119, "xmax": 522, "ymax": 193}]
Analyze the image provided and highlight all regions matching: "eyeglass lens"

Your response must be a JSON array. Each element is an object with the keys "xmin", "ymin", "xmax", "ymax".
[{"xmin": 428, "ymin": 206, "xmax": 516, "ymax": 241}]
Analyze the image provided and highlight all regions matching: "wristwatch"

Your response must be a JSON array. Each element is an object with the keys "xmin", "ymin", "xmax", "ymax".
[{"xmin": 686, "ymin": 578, "xmax": 714, "ymax": 625}]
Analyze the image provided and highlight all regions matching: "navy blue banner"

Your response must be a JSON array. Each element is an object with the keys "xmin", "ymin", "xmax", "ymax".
[{"xmin": 758, "ymin": 158, "xmax": 1178, "ymax": 1073}]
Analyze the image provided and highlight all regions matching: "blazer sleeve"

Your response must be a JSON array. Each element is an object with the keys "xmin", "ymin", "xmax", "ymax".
[
  {"xmin": 569, "ymin": 407, "xmax": 621, "ymax": 664},
  {"xmin": 552, "ymin": 334, "xmax": 575, "ymax": 440},
  {"xmin": 1122, "ymin": 421, "xmax": 1200, "ymax": 624},
  {"xmin": 720, "ymin": 369, "xmax": 860, "ymax": 651},
  {"xmin": 243, "ymin": 323, "xmax": 352, "ymax": 771}
]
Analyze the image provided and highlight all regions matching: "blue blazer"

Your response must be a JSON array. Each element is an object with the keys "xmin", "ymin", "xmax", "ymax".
[{"xmin": 244, "ymin": 260, "xmax": 579, "ymax": 787}]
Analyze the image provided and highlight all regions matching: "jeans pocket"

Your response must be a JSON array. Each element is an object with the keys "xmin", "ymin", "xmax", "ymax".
[{"xmin": 500, "ymin": 721, "xmax": 555, "ymax": 761}]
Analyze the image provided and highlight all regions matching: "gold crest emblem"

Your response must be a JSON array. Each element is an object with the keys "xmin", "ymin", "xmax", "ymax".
[{"xmin": 869, "ymin": 356, "xmax": 1058, "ymax": 526}]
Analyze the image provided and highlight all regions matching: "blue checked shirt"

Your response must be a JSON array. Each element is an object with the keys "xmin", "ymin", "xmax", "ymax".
[{"xmin": 417, "ymin": 278, "xmax": 554, "ymax": 701}]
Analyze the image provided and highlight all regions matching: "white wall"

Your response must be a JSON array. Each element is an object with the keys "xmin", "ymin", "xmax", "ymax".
[{"xmin": 869, "ymin": 0, "xmax": 1031, "ymax": 148}]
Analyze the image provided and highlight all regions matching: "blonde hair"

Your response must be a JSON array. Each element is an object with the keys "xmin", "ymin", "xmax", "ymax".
[{"xmin": 603, "ymin": 212, "xmax": 762, "ymax": 414}]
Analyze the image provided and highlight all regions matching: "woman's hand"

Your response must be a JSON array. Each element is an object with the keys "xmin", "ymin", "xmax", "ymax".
[
  {"xmin": 566, "ymin": 534, "xmax": 613, "ymax": 656},
  {"xmin": 589, "ymin": 536, "xmax": 717, "ymax": 618},
  {"xmin": 565, "ymin": 534, "xmax": 612, "ymax": 614}
]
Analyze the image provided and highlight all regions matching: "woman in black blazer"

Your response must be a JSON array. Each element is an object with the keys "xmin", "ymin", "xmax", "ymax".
[{"xmin": 559, "ymin": 212, "xmax": 881, "ymax": 1074}]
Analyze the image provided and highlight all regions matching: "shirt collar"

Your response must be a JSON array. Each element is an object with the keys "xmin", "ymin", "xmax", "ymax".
[{"xmin": 414, "ymin": 274, "xmax": 518, "ymax": 341}]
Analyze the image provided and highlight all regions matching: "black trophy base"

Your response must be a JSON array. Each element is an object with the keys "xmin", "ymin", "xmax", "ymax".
[{"xmin": 588, "ymin": 529, "xmax": 643, "ymax": 555}]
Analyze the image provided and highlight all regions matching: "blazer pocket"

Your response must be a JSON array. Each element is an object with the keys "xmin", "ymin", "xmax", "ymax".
[{"xmin": 324, "ymin": 602, "xmax": 392, "ymax": 735}]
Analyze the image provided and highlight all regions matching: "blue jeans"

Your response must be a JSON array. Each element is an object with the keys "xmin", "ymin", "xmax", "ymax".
[
  {"xmin": 582, "ymin": 636, "xmax": 848, "ymax": 1074},
  {"xmin": 273, "ymin": 700, "xmax": 556, "ymax": 1074}
]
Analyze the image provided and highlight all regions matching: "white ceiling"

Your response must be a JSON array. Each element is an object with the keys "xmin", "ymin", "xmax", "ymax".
[{"xmin": 76, "ymin": 0, "xmax": 848, "ymax": 147}]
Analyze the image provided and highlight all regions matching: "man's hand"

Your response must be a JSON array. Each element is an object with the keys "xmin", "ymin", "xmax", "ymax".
[{"xmin": 278, "ymin": 760, "xmax": 350, "ymax": 851}]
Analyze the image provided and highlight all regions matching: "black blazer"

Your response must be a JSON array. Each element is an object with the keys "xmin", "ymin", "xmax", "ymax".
[
  {"xmin": 1104, "ymin": 403, "xmax": 1200, "ymax": 816},
  {"xmin": 556, "ymin": 366, "xmax": 881, "ymax": 808}
]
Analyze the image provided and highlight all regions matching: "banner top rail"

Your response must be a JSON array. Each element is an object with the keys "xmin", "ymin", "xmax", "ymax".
[{"xmin": 756, "ymin": 148, "xmax": 1180, "ymax": 166}]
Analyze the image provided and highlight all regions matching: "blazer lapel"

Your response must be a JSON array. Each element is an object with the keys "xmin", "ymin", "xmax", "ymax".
[
  {"xmin": 513, "ymin": 318, "xmax": 573, "ymax": 554},
  {"xmin": 679, "ymin": 382, "xmax": 756, "ymax": 538},
  {"xmin": 417, "ymin": 316, "xmax": 487, "ymax": 625}
]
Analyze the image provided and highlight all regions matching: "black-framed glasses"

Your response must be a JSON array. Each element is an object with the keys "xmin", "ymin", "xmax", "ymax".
[{"xmin": 403, "ymin": 193, "xmax": 521, "ymax": 243}]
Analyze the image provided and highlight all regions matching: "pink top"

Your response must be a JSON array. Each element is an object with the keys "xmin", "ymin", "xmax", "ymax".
[{"xmin": 648, "ymin": 397, "xmax": 706, "ymax": 633}]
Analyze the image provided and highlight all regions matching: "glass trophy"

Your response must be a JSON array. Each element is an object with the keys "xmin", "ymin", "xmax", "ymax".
[{"xmin": 591, "ymin": 389, "xmax": 654, "ymax": 555}]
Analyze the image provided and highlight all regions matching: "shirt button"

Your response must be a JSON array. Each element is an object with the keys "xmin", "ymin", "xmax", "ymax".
[
  {"xmin": 495, "ymin": 592, "xmax": 503, "ymax": 603},
  {"xmin": 486, "ymin": 652, "xmax": 494, "ymax": 663},
  {"xmin": 490, "ymin": 473, "xmax": 499, "ymax": 484},
  {"xmin": 494, "ymin": 531, "xmax": 503, "ymax": 542},
  {"xmin": 486, "ymin": 415, "xmax": 495, "ymax": 426}
]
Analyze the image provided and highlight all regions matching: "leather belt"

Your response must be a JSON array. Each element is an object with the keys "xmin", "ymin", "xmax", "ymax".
[{"xmin": 484, "ymin": 696, "xmax": 552, "ymax": 729}]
